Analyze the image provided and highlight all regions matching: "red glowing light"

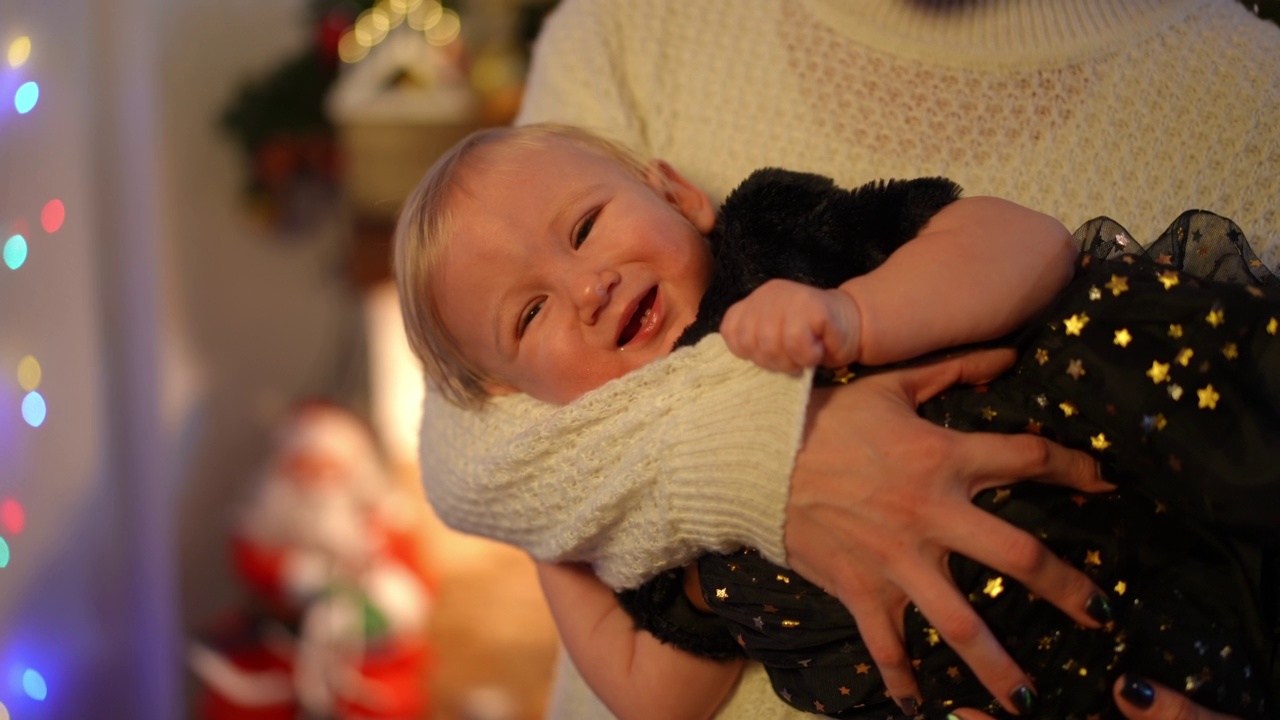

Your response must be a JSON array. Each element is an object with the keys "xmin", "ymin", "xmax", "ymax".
[
  {"xmin": 1, "ymin": 499, "xmax": 25, "ymax": 535},
  {"xmin": 41, "ymin": 199, "xmax": 65, "ymax": 234}
]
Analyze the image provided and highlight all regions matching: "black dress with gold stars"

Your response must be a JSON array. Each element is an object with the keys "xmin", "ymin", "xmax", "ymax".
[{"xmin": 619, "ymin": 170, "xmax": 1280, "ymax": 719}]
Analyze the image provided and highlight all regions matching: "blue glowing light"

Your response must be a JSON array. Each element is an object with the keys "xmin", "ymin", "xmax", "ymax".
[
  {"xmin": 21, "ymin": 392, "xmax": 46, "ymax": 428},
  {"xmin": 3, "ymin": 235, "xmax": 26, "ymax": 270},
  {"xmin": 14, "ymin": 82, "xmax": 39, "ymax": 114},
  {"xmin": 21, "ymin": 668, "xmax": 46, "ymax": 701},
  {"xmin": 0, "ymin": 538, "xmax": 8, "ymax": 568}
]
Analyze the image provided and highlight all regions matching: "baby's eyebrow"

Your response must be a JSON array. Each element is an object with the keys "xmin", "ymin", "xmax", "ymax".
[{"xmin": 549, "ymin": 182, "xmax": 605, "ymax": 233}]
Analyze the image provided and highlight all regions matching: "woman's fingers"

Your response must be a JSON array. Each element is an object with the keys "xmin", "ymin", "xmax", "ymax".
[
  {"xmin": 832, "ymin": 582, "xmax": 922, "ymax": 715},
  {"xmin": 895, "ymin": 558, "xmax": 1038, "ymax": 716},
  {"xmin": 1113, "ymin": 675, "xmax": 1241, "ymax": 720},
  {"xmin": 955, "ymin": 431, "xmax": 1114, "ymax": 496}
]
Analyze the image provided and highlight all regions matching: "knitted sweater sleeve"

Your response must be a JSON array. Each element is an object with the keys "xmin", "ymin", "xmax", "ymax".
[{"xmin": 417, "ymin": 336, "xmax": 812, "ymax": 590}]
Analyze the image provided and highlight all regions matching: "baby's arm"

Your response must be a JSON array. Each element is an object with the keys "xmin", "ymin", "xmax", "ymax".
[
  {"xmin": 721, "ymin": 196, "xmax": 1077, "ymax": 371},
  {"xmin": 536, "ymin": 561, "xmax": 744, "ymax": 720}
]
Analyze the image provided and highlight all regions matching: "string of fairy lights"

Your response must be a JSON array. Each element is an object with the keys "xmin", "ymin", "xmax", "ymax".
[
  {"xmin": 3, "ymin": 30, "xmax": 52, "ymax": 717},
  {"xmin": 335, "ymin": 0, "xmax": 462, "ymax": 64}
]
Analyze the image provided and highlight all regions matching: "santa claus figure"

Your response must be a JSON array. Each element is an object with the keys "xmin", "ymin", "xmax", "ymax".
[{"xmin": 191, "ymin": 401, "xmax": 434, "ymax": 720}]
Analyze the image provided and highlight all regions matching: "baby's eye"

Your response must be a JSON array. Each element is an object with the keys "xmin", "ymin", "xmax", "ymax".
[
  {"xmin": 518, "ymin": 300, "xmax": 544, "ymax": 338},
  {"xmin": 574, "ymin": 208, "xmax": 600, "ymax": 248}
]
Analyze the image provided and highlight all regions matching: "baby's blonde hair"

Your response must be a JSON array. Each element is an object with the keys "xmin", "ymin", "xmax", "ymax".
[{"xmin": 393, "ymin": 123, "xmax": 650, "ymax": 408}]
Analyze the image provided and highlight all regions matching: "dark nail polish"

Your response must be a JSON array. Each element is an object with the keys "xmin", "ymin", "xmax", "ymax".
[
  {"xmin": 1010, "ymin": 684, "xmax": 1037, "ymax": 715},
  {"xmin": 1086, "ymin": 592, "xmax": 1114, "ymax": 624},
  {"xmin": 896, "ymin": 697, "xmax": 920, "ymax": 715},
  {"xmin": 1120, "ymin": 674, "xmax": 1156, "ymax": 709}
]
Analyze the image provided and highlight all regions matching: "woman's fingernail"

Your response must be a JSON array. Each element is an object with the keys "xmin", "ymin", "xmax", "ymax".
[
  {"xmin": 896, "ymin": 697, "xmax": 920, "ymax": 715},
  {"xmin": 1120, "ymin": 674, "xmax": 1156, "ymax": 709},
  {"xmin": 1086, "ymin": 592, "xmax": 1114, "ymax": 624},
  {"xmin": 1010, "ymin": 684, "xmax": 1037, "ymax": 715}
]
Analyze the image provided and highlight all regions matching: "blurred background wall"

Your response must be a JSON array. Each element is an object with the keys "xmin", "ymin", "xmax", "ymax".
[{"xmin": 2, "ymin": 0, "xmax": 554, "ymax": 718}]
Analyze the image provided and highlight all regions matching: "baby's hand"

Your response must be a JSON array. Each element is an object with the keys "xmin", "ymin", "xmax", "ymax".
[{"xmin": 720, "ymin": 279, "xmax": 862, "ymax": 373}]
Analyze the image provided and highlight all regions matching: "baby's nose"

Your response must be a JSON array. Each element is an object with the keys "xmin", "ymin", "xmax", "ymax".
[{"xmin": 577, "ymin": 269, "xmax": 620, "ymax": 324}]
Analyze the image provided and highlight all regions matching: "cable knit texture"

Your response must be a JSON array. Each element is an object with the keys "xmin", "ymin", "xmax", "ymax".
[
  {"xmin": 417, "ymin": 2, "xmax": 1280, "ymax": 717},
  {"xmin": 418, "ymin": 335, "xmax": 810, "ymax": 589}
]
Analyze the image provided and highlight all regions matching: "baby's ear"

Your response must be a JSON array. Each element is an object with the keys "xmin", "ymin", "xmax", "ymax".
[{"xmin": 646, "ymin": 159, "xmax": 716, "ymax": 233}]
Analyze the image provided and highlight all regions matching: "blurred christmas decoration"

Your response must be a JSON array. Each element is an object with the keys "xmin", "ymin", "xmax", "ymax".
[
  {"xmin": 189, "ymin": 401, "xmax": 437, "ymax": 720},
  {"xmin": 221, "ymin": 0, "xmax": 551, "ymax": 232}
]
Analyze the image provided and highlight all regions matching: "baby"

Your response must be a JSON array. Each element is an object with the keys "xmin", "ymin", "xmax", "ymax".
[{"xmin": 395, "ymin": 124, "xmax": 1278, "ymax": 719}]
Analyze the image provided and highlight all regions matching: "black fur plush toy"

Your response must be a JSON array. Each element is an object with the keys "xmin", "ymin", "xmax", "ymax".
[{"xmin": 676, "ymin": 168, "xmax": 962, "ymax": 348}]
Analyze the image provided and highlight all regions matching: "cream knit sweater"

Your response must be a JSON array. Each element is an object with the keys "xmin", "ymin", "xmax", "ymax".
[{"xmin": 418, "ymin": 1, "xmax": 1279, "ymax": 717}]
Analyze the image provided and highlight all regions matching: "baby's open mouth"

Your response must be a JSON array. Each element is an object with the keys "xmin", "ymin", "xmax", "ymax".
[{"xmin": 618, "ymin": 287, "xmax": 658, "ymax": 346}]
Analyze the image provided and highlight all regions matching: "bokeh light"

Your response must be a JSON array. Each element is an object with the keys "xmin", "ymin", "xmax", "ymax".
[
  {"xmin": 41, "ymin": 199, "xmax": 65, "ymax": 233},
  {"xmin": 17, "ymin": 356, "xmax": 41, "ymax": 391},
  {"xmin": 0, "ymin": 500, "xmax": 25, "ymax": 535},
  {"xmin": 7, "ymin": 36, "xmax": 31, "ymax": 68},
  {"xmin": 14, "ymin": 81, "xmax": 39, "ymax": 114},
  {"xmin": 21, "ymin": 392, "xmax": 46, "ymax": 428},
  {"xmin": 0, "ymin": 538, "xmax": 8, "ymax": 569},
  {"xmin": 3, "ymin": 235, "xmax": 26, "ymax": 270},
  {"xmin": 425, "ymin": 8, "xmax": 461, "ymax": 45},
  {"xmin": 21, "ymin": 668, "xmax": 46, "ymax": 701}
]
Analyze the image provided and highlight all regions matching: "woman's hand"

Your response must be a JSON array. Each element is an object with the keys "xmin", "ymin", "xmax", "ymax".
[
  {"xmin": 783, "ymin": 348, "xmax": 1114, "ymax": 716},
  {"xmin": 947, "ymin": 674, "xmax": 1243, "ymax": 720}
]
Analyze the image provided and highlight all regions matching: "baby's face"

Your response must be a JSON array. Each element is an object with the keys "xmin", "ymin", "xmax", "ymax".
[{"xmin": 436, "ymin": 139, "xmax": 716, "ymax": 405}]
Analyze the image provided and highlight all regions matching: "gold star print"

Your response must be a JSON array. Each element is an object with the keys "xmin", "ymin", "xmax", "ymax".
[
  {"xmin": 1206, "ymin": 308, "xmax": 1225, "ymax": 327},
  {"xmin": 753, "ymin": 616, "xmax": 764, "ymax": 629},
  {"xmin": 1156, "ymin": 252, "xmax": 1174, "ymax": 265},
  {"xmin": 1091, "ymin": 433, "xmax": 1111, "ymax": 450},
  {"xmin": 831, "ymin": 367, "xmax": 856, "ymax": 384},
  {"xmin": 1105, "ymin": 274, "xmax": 1130, "ymax": 296},
  {"xmin": 947, "ymin": 666, "xmax": 962, "ymax": 680},
  {"xmin": 925, "ymin": 628, "xmax": 941, "ymax": 646},
  {"xmin": 1115, "ymin": 580, "xmax": 1128, "ymax": 595},
  {"xmin": 1025, "ymin": 420, "xmax": 1042, "ymax": 435},
  {"xmin": 716, "ymin": 588, "xmax": 728, "ymax": 600},
  {"xmin": 981, "ymin": 406, "xmax": 998, "ymax": 420},
  {"xmin": 1142, "ymin": 414, "xmax": 1168, "ymax": 432},
  {"xmin": 1064, "ymin": 313, "xmax": 1090, "ymax": 335},
  {"xmin": 854, "ymin": 663, "xmax": 871, "ymax": 675},
  {"xmin": 1066, "ymin": 358, "xmax": 1086, "ymax": 379},
  {"xmin": 1269, "ymin": 317, "xmax": 1278, "ymax": 335},
  {"xmin": 1035, "ymin": 348, "xmax": 1050, "ymax": 365},
  {"xmin": 1222, "ymin": 342, "xmax": 1239, "ymax": 360},
  {"xmin": 1168, "ymin": 384, "xmax": 1184, "ymax": 401},
  {"xmin": 814, "ymin": 701, "xmax": 825, "ymax": 713},
  {"xmin": 1220, "ymin": 646, "xmax": 1233, "ymax": 659},
  {"xmin": 1169, "ymin": 324, "xmax": 1184, "ymax": 338},
  {"xmin": 780, "ymin": 688, "xmax": 791, "ymax": 701},
  {"xmin": 1088, "ymin": 286, "xmax": 1102, "ymax": 301},
  {"xmin": 1039, "ymin": 636, "xmax": 1054, "ymax": 650},
  {"xmin": 763, "ymin": 604, "xmax": 778, "ymax": 613},
  {"xmin": 1157, "ymin": 270, "xmax": 1181, "ymax": 289},
  {"xmin": 838, "ymin": 686, "xmax": 851, "ymax": 696},
  {"xmin": 798, "ymin": 659, "xmax": 812, "ymax": 668},
  {"xmin": 984, "ymin": 576, "xmax": 1005, "ymax": 598},
  {"xmin": 775, "ymin": 574, "xmax": 790, "ymax": 584},
  {"xmin": 1175, "ymin": 348, "xmax": 1194, "ymax": 367},
  {"xmin": 1114, "ymin": 328, "xmax": 1133, "ymax": 347},
  {"xmin": 1146, "ymin": 360, "xmax": 1171, "ymax": 384},
  {"xmin": 1085, "ymin": 550, "xmax": 1102, "ymax": 567},
  {"xmin": 1197, "ymin": 385, "xmax": 1220, "ymax": 410},
  {"xmin": 1060, "ymin": 401, "xmax": 1078, "ymax": 417},
  {"xmin": 993, "ymin": 488, "xmax": 1012, "ymax": 503}
]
